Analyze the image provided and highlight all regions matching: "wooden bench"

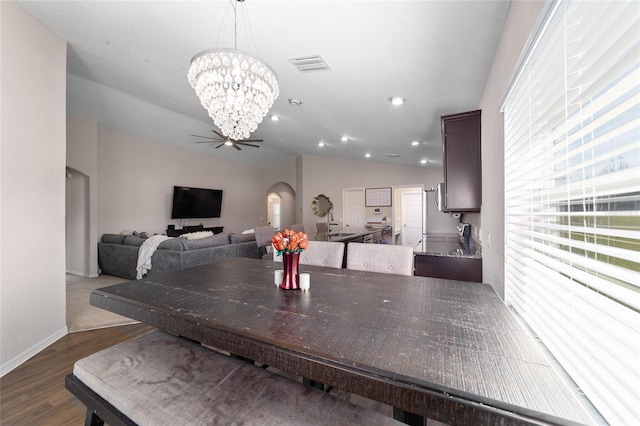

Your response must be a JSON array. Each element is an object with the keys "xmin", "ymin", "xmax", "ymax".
[{"xmin": 65, "ymin": 330, "xmax": 400, "ymax": 426}]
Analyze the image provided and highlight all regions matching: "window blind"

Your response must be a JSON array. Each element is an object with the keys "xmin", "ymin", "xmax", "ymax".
[{"xmin": 503, "ymin": 1, "xmax": 640, "ymax": 424}]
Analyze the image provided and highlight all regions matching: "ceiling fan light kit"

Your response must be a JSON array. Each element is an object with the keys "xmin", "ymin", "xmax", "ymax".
[
  {"xmin": 192, "ymin": 128, "xmax": 263, "ymax": 150},
  {"xmin": 188, "ymin": 0, "xmax": 279, "ymax": 141},
  {"xmin": 388, "ymin": 96, "xmax": 405, "ymax": 106}
]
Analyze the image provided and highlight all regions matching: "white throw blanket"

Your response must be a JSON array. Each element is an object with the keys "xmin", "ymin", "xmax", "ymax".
[{"xmin": 136, "ymin": 235, "xmax": 172, "ymax": 279}]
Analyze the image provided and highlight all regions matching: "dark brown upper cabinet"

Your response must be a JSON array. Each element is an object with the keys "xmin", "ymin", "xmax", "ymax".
[{"xmin": 441, "ymin": 110, "xmax": 481, "ymax": 212}]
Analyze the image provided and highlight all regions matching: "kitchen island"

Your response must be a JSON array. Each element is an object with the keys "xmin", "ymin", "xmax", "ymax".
[
  {"xmin": 414, "ymin": 233, "xmax": 483, "ymax": 282},
  {"xmin": 313, "ymin": 227, "xmax": 383, "ymax": 243}
]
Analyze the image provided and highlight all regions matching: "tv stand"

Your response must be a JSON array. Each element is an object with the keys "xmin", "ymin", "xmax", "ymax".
[{"xmin": 166, "ymin": 226, "xmax": 224, "ymax": 237}]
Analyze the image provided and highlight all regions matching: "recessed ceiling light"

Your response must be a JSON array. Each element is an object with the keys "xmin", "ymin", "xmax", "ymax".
[
  {"xmin": 341, "ymin": 136, "xmax": 349, "ymax": 142},
  {"xmin": 318, "ymin": 142, "xmax": 325, "ymax": 147},
  {"xmin": 388, "ymin": 96, "xmax": 405, "ymax": 106},
  {"xmin": 288, "ymin": 98, "xmax": 302, "ymax": 106},
  {"xmin": 420, "ymin": 159, "xmax": 427, "ymax": 164},
  {"xmin": 365, "ymin": 153, "xmax": 371, "ymax": 158},
  {"xmin": 411, "ymin": 140, "xmax": 420, "ymax": 146},
  {"xmin": 270, "ymin": 115, "xmax": 279, "ymax": 121}
]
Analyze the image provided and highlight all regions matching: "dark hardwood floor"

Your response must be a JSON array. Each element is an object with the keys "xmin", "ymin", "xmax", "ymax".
[{"xmin": 0, "ymin": 323, "xmax": 153, "ymax": 425}]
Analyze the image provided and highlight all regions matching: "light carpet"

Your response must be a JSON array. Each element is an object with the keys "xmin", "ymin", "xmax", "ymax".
[{"xmin": 67, "ymin": 274, "xmax": 139, "ymax": 333}]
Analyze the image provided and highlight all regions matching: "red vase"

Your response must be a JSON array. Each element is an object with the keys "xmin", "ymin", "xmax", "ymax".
[{"xmin": 281, "ymin": 252, "xmax": 300, "ymax": 290}]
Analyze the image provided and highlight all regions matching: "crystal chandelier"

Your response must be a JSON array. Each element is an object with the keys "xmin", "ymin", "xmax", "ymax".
[{"xmin": 188, "ymin": 1, "xmax": 279, "ymax": 141}]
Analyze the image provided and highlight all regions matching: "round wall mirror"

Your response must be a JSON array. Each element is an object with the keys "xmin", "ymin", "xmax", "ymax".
[{"xmin": 311, "ymin": 194, "xmax": 333, "ymax": 217}]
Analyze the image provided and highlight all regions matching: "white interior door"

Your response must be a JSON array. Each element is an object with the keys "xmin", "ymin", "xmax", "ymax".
[
  {"xmin": 401, "ymin": 192, "xmax": 422, "ymax": 247},
  {"xmin": 267, "ymin": 193, "xmax": 281, "ymax": 229},
  {"xmin": 343, "ymin": 188, "xmax": 364, "ymax": 228}
]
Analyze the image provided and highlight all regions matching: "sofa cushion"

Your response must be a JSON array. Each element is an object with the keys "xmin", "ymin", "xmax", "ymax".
[
  {"xmin": 229, "ymin": 233, "xmax": 256, "ymax": 244},
  {"xmin": 123, "ymin": 235, "xmax": 146, "ymax": 247},
  {"xmin": 158, "ymin": 238, "xmax": 187, "ymax": 251},
  {"xmin": 102, "ymin": 234, "xmax": 126, "ymax": 244},
  {"xmin": 184, "ymin": 233, "xmax": 229, "ymax": 250}
]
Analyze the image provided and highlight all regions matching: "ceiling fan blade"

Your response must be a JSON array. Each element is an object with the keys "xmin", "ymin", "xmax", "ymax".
[
  {"xmin": 191, "ymin": 134, "xmax": 221, "ymax": 140},
  {"xmin": 194, "ymin": 141, "xmax": 217, "ymax": 144},
  {"xmin": 237, "ymin": 142, "xmax": 260, "ymax": 148},
  {"xmin": 215, "ymin": 143, "xmax": 225, "ymax": 149},
  {"xmin": 232, "ymin": 143, "xmax": 242, "ymax": 151},
  {"xmin": 211, "ymin": 129, "xmax": 226, "ymax": 139},
  {"xmin": 242, "ymin": 139, "xmax": 263, "ymax": 143}
]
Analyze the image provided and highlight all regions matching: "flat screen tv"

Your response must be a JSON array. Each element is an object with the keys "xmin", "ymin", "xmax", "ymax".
[{"xmin": 171, "ymin": 186, "xmax": 223, "ymax": 219}]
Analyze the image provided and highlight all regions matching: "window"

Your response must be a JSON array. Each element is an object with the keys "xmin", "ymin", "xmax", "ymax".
[{"xmin": 502, "ymin": 1, "xmax": 640, "ymax": 424}]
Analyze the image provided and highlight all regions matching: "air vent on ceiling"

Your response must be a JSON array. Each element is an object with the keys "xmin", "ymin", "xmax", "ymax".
[
  {"xmin": 384, "ymin": 153, "xmax": 400, "ymax": 158},
  {"xmin": 288, "ymin": 55, "xmax": 331, "ymax": 72}
]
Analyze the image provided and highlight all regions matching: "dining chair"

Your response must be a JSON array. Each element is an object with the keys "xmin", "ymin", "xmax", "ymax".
[
  {"xmin": 289, "ymin": 224, "xmax": 305, "ymax": 233},
  {"xmin": 254, "ymin": 226, "xmax": 275, "ymax": 260},
  {"xmin": 346, "ymin": 243, "xmax": 414, "ymax": 276},
  {"xmin": 273, "ymin": 241, "xmax": 345, "ymax": 269}
]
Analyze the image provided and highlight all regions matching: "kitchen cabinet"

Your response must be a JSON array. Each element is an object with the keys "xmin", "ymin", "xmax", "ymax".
[
  {"xmin": 442, "ymin": 110, "xmax": 481, "ymax": 212},
  {"xmin": 414, "ymin": 255, "xmax": 482, "ymax": 283}
]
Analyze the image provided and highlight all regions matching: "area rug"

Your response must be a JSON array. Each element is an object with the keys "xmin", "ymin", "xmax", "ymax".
[{"xmin": 67, "ymin": 274, "xmax": 139, "ymax": 332}]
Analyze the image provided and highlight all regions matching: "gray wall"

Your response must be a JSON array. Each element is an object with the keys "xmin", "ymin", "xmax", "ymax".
[
  {"xmin": 1, "ymin": 0, "xmax": 67, "ymax": 376},
  {"xmin": 478, "ymin": 1, "xmax": 546, "ymax": 298},
  {"xmin": 299, "ymin": 155, "xmax": 443, "ymax": 234},
  {"xmin": 96, "ymin": 127, "xmax": 266, "ymax": 237}
]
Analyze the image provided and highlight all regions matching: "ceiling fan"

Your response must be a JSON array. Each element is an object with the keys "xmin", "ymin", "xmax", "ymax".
[{"xmin": 191, "ymin": 129, "xmax": 263, "ymax": 150}]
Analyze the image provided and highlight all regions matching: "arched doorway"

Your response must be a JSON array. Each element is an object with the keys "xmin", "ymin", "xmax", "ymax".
[
  {"xmin": 266, "ymin": 182, "xmax": 296, "ymax": 230},
  {"xmin": 65, "ymin": 167, "xmax": 90, "ymax": 276}
]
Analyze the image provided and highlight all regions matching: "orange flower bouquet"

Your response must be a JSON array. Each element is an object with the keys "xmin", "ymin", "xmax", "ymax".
[
  {"xmin": 271, "ymin": 229, "xmax": 309, "ymax": 255},
  {"xmin": 271, "ymin": 229, "xmax": 308, "ymax": 290}
]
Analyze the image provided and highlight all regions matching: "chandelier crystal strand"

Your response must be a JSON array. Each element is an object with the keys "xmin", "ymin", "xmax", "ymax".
[{"xmin": 188, "ymin": 48, "xmax": 279, "ymax": 140}]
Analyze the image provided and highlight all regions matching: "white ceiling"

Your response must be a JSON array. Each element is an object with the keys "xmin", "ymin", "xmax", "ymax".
[{"xmin": 18, "ymin": 0, "xmax": 510, "ymax": 168}]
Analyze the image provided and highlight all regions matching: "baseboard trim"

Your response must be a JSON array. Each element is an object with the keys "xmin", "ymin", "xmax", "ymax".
[
  {"xmin": 66, "ymin": 270, "xmax": 98, "ymax": 278},
  {"xmin": 0, "ymin": 326, "xmax": 68, "ymax": 378}
]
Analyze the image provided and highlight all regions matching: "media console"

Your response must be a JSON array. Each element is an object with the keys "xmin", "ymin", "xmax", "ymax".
[{"xmin": 166, "ymin": 226, "xmax": 224, "ymax": 237}]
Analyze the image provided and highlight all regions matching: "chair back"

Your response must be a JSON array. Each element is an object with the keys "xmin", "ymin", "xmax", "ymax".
[
  {"xmin": 254, "ymin": 226, "xmax": 275, "ymax": 259},
  {"xmin": 289, "ymin": 224, "xmax": 305, "ymax": 233},
  {"xmin": 346, "ymin": 243, "xmax": 414, "ymax": 276},
  {"xmin": 273, "ymin": 241, "xmax": 345, "ymax": 269},
  {"xmin": 300, "ymin": 241, "xmax": 345, "ymax": 268}
]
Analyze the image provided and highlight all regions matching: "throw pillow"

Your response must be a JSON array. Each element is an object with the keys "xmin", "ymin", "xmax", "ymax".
[
  {"xmin": 158, "ymin": 238, "xmax": 187, "ymax": 251},
  {"xmin": 183, "ymin": 231, "xmax": 213, "ymax": 240},
  {"xmin": 102, "ymin": 234, "xmax": 126, "ymax": 244},
  {"xmin": 123, "ymin": 235, "xmax": 146, "ymax": 247}
]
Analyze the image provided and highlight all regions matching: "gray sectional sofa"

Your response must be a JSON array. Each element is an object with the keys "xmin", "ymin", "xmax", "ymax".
[{"xmin": 98, "ymin": 232, "xmax": 260, "ymax": 280}]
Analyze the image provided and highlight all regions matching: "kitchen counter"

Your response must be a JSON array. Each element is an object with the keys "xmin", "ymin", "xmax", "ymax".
[
  {"xmin": 414, "ymin": 233, "xmax": 483, "ymax": 282},
  {"xmin": 313, "ymin": 228, "xmax": 382, "ymax": 243},
  {"xmin": 415, "ymin": 233, "xmax": 482, "ymax": 259}
]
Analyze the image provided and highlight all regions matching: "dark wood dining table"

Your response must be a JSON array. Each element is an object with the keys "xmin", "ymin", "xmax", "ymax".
[{"xmin": 91, "ymin": 257, "xmax": 595, "ymax": 425}]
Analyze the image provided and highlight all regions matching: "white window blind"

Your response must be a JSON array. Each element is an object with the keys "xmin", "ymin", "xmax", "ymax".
[{"xmin": 503, "ymin": 1, "xmax": 640, "ymax": 424}]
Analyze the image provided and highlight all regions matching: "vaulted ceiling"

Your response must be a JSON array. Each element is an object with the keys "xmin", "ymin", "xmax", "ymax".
[{"xmin": 18, "ymin": 1, "xmax": 510, "ymax": 168}]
